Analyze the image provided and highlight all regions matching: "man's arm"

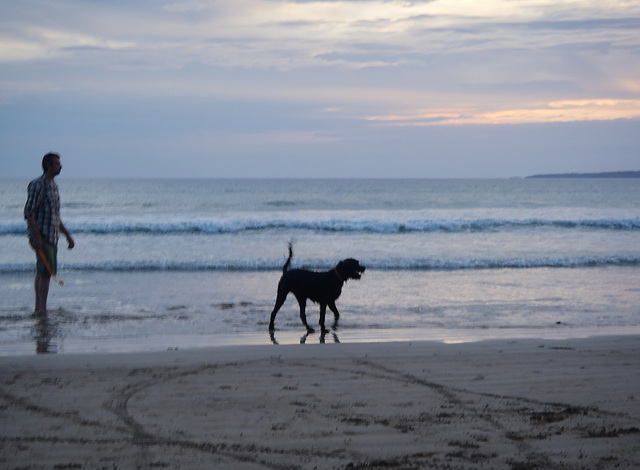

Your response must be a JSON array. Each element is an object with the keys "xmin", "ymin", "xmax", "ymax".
[
  {"xmin": 26, "ymin": 215, "xmax": 42, "ymax": 250},
  {"xmin": 24, "ymin": 178, "xmax": 44, "ymax": 250},
  {"xmin": 59, "ymin": 221, "xmax": 74, "ymax": 249}
]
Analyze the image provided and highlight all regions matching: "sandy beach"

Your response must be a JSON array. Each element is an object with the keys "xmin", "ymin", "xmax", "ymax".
[{"xmin": 1, "ymin": 335, "xmax": 639, "ymax": 469}]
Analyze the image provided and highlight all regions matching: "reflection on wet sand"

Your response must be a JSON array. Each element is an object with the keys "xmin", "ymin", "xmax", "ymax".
[
  {"xmin": 269, "ymin": 329, "xmax": 340, "ymax": 345},
  {"xmin": 33, "ymin": 314, "xmax": 58, "ymax": 354}
]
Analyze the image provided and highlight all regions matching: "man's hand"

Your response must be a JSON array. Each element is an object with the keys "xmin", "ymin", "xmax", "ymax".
[{"xmin": 60, "ymin": 222, "xmax": 74, "ymax": 250}]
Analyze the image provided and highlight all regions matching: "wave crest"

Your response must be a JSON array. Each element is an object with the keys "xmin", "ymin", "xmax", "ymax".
[
  {"xmin": 2, "ymin": 255, "xmax": 638, "ymax": 274},
  {"xmin": 2, "ymin": 217, "xmax": 639, "ymax": 236}
]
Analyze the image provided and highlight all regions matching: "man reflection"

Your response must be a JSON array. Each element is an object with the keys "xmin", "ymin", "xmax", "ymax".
[{"xmin": 34, "ymin": 314, "xmax": 58, "ymax": 354}]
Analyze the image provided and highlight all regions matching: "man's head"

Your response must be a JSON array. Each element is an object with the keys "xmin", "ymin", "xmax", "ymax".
[{"xmin": 42, "ymin": 152, "xmax": 62, "ymax": 177}]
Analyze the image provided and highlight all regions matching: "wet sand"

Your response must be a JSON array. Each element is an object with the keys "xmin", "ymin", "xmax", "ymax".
[{"xmin": 1, "ymin": 336, "xmax": 639, "ymax": 469}]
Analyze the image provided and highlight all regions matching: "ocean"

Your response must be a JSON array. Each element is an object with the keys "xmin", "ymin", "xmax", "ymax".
[{"xmin": 1, "ymin": 178, "xmax": 639, "ymax": 354}]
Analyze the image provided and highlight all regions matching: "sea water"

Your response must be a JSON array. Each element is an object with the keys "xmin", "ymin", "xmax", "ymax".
[{"xmin": 1, "ymin": 178, "xmax": 639, "ymax": 353}]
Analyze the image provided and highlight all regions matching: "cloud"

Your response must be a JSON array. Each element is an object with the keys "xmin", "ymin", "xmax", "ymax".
[
  {"xmin": 1, "ymin": 0, "xmax": 639, "ymax": 178},
  {"xmin": 366, "ymin": 99, "xmax": 640, "ymax": 126}
]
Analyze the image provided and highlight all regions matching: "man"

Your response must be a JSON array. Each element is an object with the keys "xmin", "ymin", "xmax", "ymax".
[{"xmin": 24, "ymin": 152, "xmax": 75, "ymax": 316}]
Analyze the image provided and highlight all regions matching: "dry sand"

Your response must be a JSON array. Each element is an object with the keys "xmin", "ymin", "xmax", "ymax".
[{"xmin": 1, "ymin": 336, "xmax": 639, "ymax": 469}]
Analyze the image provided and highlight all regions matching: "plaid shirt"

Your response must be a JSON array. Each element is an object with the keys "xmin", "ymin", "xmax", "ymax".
[{"xmin": 24, "ymin": 174, "xmax": 61, "ymax": 245}]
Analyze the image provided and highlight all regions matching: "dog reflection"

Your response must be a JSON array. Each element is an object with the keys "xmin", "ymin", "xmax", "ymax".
[
  {"xmin": 302, "ymin": 329, "xmax": 340, "ymax": 344},
  {"xmin": 269, "ymin": 329, "xmax": 340, "ymax": 345}
]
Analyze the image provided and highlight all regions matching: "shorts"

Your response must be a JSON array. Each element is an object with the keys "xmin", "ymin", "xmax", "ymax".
[{"xmin": 36, "ymin": 241, "xmax": 57, "ymax": 276}]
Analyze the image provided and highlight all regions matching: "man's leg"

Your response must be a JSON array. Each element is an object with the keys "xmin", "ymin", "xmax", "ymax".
[
  {"xmin": 34, "ymin": 241, "xmax": 56, "ymax": 316},
  {"xmin": 34, "ymin": 273, "xmax": 51, "ymax": 316}
]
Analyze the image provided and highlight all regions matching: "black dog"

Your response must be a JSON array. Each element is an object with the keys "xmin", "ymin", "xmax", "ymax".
[{"xmin": 268, "ymin": 245, "xmax": 365, "ymax": 333}]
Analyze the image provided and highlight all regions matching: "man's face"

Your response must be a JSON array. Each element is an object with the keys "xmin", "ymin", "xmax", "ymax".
[{"xmin": 48, "ymin": 157, "xmax": 62, "ymax": 177}]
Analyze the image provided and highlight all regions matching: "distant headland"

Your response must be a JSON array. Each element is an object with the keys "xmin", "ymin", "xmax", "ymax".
[{"xmin": 526, "ymin": 171, "xmax": 640, "ymax": 179}]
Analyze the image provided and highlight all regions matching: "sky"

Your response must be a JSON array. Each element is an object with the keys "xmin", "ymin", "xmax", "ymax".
[{"xmin": 1, "ymin": 0, "xmax": 639, "ymax": 179}]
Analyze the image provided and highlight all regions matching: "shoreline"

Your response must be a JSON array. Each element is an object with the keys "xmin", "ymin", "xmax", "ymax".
[
  {"xmin": 2, "ymin": 325, "xmax": 639, "ymax": 357},
  {"xmin": 1, "ymin": 335, "xmax": 638, "ymax": 469}
]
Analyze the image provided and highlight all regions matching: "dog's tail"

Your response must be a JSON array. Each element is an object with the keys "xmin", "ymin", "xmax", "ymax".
[{"xmin": 283, "ymin": 242, "xmax": 293, "ymax": 273}]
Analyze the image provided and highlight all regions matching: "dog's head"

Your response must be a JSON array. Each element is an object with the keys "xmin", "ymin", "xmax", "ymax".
[{"xmin": 336, "ymin": 258, "xmax": 366, "ymax": 281}]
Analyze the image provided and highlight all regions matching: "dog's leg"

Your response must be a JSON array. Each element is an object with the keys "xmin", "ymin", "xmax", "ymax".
[
  {"xmin": 295, "ymin": 295, "xmax": 314, "ymax": 333},
  {"xmin": 328, "ymin": 301, "xmax": 340, "ymax": 329},
  {"xmin": 268, "ymin": 288, "xmax": 288, "ymax": 331},
  {"xmin": 318, "ymin": 304, "xmax": 330, "ymax": 333}
]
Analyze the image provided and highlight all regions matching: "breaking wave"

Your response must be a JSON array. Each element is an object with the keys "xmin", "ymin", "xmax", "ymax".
[
  {"xmin": 2, "ymin": 255, "xmax": 639, "ymax": 274},
  {"xmin": 2, "ymin": 217, "xmax": 639, "ymax": 236}
]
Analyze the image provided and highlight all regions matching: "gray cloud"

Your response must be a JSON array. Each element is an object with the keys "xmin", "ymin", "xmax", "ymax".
[{"xmin": 1, "ymin": 0, "xmax": 639, "ymax": 178}]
